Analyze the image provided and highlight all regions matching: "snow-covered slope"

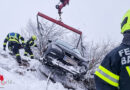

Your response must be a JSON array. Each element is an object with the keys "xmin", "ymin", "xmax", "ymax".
[{"xmin": 0, "ymin": 48, "xmax": 67, "ymax": 90}]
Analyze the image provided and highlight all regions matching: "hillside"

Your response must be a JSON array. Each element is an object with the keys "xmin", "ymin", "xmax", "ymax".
[{"xmin": 0, "ymin": 48, "xmax": 67, "ymax": 90}]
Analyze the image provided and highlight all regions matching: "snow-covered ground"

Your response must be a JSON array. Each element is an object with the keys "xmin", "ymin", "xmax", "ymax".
[{"xmin": 0, "ymin": 48, "xmax": 67, "ymax": 90}]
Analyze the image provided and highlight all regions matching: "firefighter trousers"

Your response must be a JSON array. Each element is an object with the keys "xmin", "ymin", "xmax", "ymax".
[
  {"xmin": 24, "ymin": 46, "xmax": 34, "ymax": 59},
  {"xmin": 8, "ymin": 41, "xmax": 21, "ymax": 63}
]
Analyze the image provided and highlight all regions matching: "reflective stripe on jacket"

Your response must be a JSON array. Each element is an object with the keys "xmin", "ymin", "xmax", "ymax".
[
  {"xmin": 3, "ymin": 33, "xmax": 24, "ymax": 47},
  {"xmin": 26, "ymin": 38, "xmax": 36, "ymax": 47},
  {"xmin": 95, "ymin": 43, "xmax": 130, "ymax": 90}
]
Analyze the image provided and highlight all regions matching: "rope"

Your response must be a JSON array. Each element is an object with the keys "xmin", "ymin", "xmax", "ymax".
[{"xmin": 46, "ymin": 71, "xmax": 55, "ymax": 90}]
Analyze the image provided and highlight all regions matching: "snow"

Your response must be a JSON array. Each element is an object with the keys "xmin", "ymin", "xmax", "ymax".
[{"xmin": 0, "ymin": 48, "xmax": 67, "ymax": 90}]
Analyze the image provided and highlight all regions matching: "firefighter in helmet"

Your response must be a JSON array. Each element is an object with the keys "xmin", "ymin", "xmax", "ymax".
[
  {"xmin": 95, "ymin": 10, "xmax": 130, "ymax": 90},
  {"xmin": 3, "ymin": 32, "xmax": 25, "ymax": 65},
  {"xmin": 24, "ymin": 35, "xmax": 37, "ymax": 59}
]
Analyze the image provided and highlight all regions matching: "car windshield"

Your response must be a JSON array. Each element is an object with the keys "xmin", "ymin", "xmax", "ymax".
[{"xmin": 55, "ymin": 40, "xmax": 81, "ymax": 55}]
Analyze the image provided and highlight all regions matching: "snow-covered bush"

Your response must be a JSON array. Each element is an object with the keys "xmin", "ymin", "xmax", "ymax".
[{"xmin": 84, "ymin": 40, "xmax": 118, "ymax": 90}]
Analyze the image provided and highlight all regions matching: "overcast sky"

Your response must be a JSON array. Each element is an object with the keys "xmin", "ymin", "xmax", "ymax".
[{"xmin": 0, "ymin": 0, "xmax": 130, "ymax": 47}]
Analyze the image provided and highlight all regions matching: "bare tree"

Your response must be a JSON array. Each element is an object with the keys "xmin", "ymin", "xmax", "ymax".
[
  {"xmin": 22, "ymin": 20, "xmax": 67, "ymax": 58},
  {"xmin": 84, "ymin": 40, "xmax": 119, "ymax": 90}
]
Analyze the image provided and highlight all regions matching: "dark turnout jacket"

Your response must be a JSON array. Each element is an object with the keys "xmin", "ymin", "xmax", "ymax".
[
  {"xmin": 25, "ymin": 38, "xmax": 37, "ymax": 47},
  {"xmin": 3, "ymin": 32, "xmax": 24, "ymax": 47},
  {"xmin": 95, "ymin": 32, "xmax": 130, "ymax": 90}
]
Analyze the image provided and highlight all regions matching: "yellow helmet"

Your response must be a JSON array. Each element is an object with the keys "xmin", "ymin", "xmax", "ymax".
[
  {"xmin": 32, "ymin": 35, "xmax": 37, "ymax": 40},
  {"xmin": 121, "ymin": 10, "xmax": 130, "ymax": 34}
]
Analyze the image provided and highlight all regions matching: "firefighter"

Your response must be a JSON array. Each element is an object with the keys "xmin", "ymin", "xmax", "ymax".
[
  {"xmin": 24, "ymin": 35, "xmax": 37, "ymax": 59},
  {"xmin": 3, "ymin": 32, "xmax": 25, "ymax": 65},
  {"xmin": 94, "ymin": 10, "xmax": 130, "ymax": 90},
  {"xmin": 56, "ymin": 0, "xmax": 69, "ymax": 15}
]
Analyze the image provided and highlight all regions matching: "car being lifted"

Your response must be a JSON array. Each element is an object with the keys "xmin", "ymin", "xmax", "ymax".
[
  {"xmin": 41, "ymin": 39, "xmax": 88, "ymax": 80},
  {"xmin": 37, "ymin": 12, "xmax": 88, "ymax": 80}
]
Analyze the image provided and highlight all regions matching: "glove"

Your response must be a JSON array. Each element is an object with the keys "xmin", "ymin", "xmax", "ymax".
[
  {"xmin": 3, "ymin": 47, "xmax": 6, "ymax": 51},
  {"xmin": 35, "ymin": 45, "xmax": 38, "ymax": 47},
  {"xmin": 21, "ymin": 43, "xmax": 25, "ymax": 48}
]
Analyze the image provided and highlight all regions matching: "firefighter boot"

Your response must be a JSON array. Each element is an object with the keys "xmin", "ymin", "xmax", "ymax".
[
  {"xmin": 30, "ymin": 55, "xmax": 34, "ymax": 59},
  {"xmin": 16, "ymin": 56, "xmax": 22, "ymax": 66}
]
